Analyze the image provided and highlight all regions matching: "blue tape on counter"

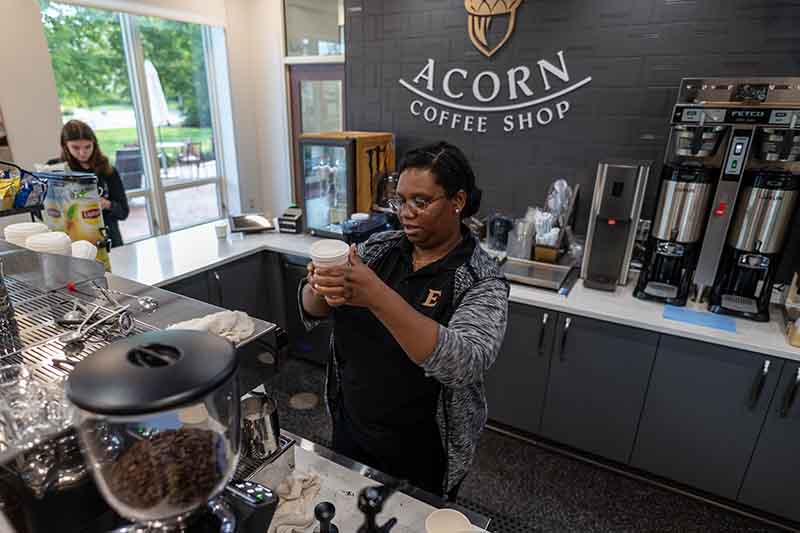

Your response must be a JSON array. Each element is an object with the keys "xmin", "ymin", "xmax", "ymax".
[{"xmin": 663, "ymin": 305, "xmax": 737, "ymax": 332}]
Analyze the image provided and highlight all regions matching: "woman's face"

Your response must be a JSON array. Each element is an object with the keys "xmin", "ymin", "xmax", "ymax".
[
  {"xmin": 396, "ymin": 167, "xmax": 465, "ymax": 247},
  {"xmin": 65, "ymin": 139, "xmax": 94, "ymax": 165}
]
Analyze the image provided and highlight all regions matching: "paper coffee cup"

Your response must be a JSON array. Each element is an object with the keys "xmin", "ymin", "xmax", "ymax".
[
  {"xmin": 425, "ymin": 509, "xmax": 472, "ymax": 533},
  {"xmin": 215, "ymin": 222, "xmax": 228, "ymax": 239},
  {"xmin": 310, "ymin": 239, "xmax": 350, "ymax": 269}
]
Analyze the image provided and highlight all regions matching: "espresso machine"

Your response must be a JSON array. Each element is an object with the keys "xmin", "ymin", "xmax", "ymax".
[
  {"xmin": 637, "ymin": 78, "xmax": 800, "ymax": 309},
  {"xmin": 634, "ymin": 164, "xmax": 716, "ymax": 305},
  {"xmin": 708, "ymin": 170, "xmax": 799, "ymax": 321}
]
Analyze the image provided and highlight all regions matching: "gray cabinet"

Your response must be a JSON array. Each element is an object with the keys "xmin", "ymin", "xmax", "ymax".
[
  {"xmin": 486, "ymin": 303, "xmax": 555, "ymax": 434},
  {"xmin": 209, "ymin": 253, "xmax": 269, "ymax": 321},
  {"xmin": 631, "ymin": 336, "xmax": 783, "ymax": 500},
  {"xmin": 541, "ymin": 314, "xmax": 658, "ymax": 463},
  {"xmin": 739, "ymin": 362, "xmax": 800, "ymax": 521},
  {"xmin": 163, "ymin": 272, "xmax": 211, "ymax": 303}
]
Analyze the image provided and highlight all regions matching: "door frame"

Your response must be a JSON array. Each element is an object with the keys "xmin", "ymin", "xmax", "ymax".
[{"xmin": 287, "ymin": 63, "xmax": 346, "ymax": 206}]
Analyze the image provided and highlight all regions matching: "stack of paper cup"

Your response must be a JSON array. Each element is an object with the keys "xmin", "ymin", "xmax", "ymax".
[
  {"xmin": 71, "ymin": 240, "xmax": 98, "ymax": 261},
  {"xmin": 4, "ymin": 222, "xmax": 50, "ymax": 247},
  {"xmin": 25, "ymin": 232, "xmax": 72, "ymax": 256}
]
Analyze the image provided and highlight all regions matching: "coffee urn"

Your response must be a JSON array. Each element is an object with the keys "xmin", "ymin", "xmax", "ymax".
[
  {"xmin": 634, "ymin": 164, "xmax": 716, "ymax": 305},
  {"xmin": 709, "ymin": 171, "xmax": 800, "ymax": 321}
]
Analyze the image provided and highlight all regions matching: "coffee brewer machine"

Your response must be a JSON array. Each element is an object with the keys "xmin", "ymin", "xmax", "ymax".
[
  {"xmin": 634, "ymin": 164, "xmax": 716, "ymax": 305},
  {"xmin": 637, "ymin": 78, "xmax": 800, "ymax": 311},
  {"xmin": 709, "ymin": 170, "xmax": 799, "ymax": 321}
]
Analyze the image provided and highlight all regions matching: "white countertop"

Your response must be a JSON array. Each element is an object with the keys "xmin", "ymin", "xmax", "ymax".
[
  {"xmin": 111, "ymin": 221, "xmax": 800, "ymax": 362},
  {"xmin": 110, "ymin": 221, "xmax": 319, "ymax": 287}
]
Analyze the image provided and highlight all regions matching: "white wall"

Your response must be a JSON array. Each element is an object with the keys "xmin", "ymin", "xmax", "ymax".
[
  {"xmin": 225, "ymin": 0, "xmax": 292, "ymax": 219},
  {"xmin": 0, "ymin": 0, "xmax": 63, "ymax": 167}
]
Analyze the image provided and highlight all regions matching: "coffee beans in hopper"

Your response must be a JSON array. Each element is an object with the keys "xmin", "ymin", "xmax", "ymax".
[{"xmin": 108, "ymin": 428, "xmax": 225, "ymax": 511}]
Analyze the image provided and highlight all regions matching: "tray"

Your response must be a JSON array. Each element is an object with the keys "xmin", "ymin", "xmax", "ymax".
[{"xmin": 502, "ymin": 256, "xmax": 575, "ymax": 291}]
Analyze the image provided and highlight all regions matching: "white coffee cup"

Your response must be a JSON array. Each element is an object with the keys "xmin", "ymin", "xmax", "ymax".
[
  {"xmin": 310, "ymin": 239, "xmax": 350, "ymax": 270},
  {"xmin": 215, "ymin": 222, "xmax": 228, "ymax": 239},
  {"xmin": 425, "ymin": 509, "xmax": 472, "ymax": 533}
]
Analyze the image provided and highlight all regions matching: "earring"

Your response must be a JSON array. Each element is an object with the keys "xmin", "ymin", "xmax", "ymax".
[{"xmin": 455, "ymin": 208, "xmax": 460, "ymax": 214}]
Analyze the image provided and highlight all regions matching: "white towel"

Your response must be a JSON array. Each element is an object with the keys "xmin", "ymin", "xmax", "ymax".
[
  {"xmin": 268, "ymin": 471, "xmax": 321, "ymax": 533},
  {"xmin": 168, "ymin": 310, "xmax": 255, "ymax": 343}
]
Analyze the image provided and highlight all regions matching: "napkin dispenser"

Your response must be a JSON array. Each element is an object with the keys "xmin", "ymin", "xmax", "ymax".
[{"xmin": 278, "ymin": 206, "xmax": 303, "ymax": 234}]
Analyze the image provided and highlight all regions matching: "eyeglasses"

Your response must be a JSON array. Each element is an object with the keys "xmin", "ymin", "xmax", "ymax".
[{"xmin": 388, "ymin": 195, "xmax": 447, "ymax": 214}]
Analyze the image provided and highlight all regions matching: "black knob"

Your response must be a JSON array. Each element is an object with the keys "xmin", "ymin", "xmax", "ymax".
[{"xmin": 315, "ymin": 502, "xmax": 339, "ymax": 533}]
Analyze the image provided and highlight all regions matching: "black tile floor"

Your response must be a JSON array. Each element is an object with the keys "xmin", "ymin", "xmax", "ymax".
[{"xmin": 247, "ymin": 356, "xmax": 788, "ymax": 533}]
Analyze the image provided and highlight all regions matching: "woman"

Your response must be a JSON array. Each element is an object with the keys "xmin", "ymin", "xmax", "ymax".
[
  {"xmin": 300, "ymin": 142, "xmax": 509, "ymax": 499},
  {"xmin": 55, "ymin": 120, "xmax": 129, "ymax": 248}
]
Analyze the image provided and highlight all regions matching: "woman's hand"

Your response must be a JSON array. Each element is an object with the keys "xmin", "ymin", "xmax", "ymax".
[
  {"xmin": 99, "ymin": 198, "xmax": 112, "ymax": 210},
  {"xmin": 308, "ymin": 261, "xmax": 349, "ymax": 307},
  {"xmin": 340, "ymin": 245, "xmax": 387, "ymax": 309}
]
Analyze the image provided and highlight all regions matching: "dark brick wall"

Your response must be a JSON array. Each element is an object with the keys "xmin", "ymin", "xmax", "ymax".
[{"xmin": 345, "ymin": 0, "xmax": 800, "ymax": 279}]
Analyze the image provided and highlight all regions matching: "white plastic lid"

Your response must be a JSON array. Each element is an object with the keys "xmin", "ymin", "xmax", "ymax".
[
  {"xmin": 351, "ymin": 212, "xmax": 370, "ymax": 221},
  {"xmin": 5, "ymin": 222, "xmax": 49, "ymax": 235},
  {"xmin": 310, "ymin": 239, "xmax": 349, "ymax": 261},
  {"xmin": 25, "ymin": 231, "xmax": 72, "ymax": 254}
]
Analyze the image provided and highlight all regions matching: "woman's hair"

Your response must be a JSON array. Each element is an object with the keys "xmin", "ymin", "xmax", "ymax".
[
  {"xmin": 398, "ymin": 141, "xmax": 482, "ymax": 218},
  {"xmin": 60, "ymin": 119, "xmax": 112, "ymax": 175}
]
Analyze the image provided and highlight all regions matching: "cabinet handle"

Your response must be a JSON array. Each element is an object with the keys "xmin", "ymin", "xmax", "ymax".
[
  {"xmin": 538, "ymin": 313, "xmax": 549, "ymax": 357},
  {"xmin": 213, "ymin": 271, "xmax": 223, "ymax": 306},
  {"xmin": 560, "ymin": 317, "xmax": 572, "ymax": 361},
  {"xmin": 779, "ymin": 368, "xmax": 800, "ymax": 418},
  {"xmin": 748, "ymin": 360, "xmax": 771, "ymax": 410}
]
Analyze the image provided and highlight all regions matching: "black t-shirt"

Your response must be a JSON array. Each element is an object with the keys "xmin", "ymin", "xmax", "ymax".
[{"xmin": 333, "ymin": 233, "xmax": 476, "ymax": 452}]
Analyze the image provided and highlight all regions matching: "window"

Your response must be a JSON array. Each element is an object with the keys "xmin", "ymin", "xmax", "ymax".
[
  {"xmin": 137, "ymin": 15, "xmax": 222, "ymax": 230},
  {"xmin": 288, "ymin": 65, "xmax": 345, "ymax": 197},
  {"xmin": 39, "ymin": 1, "xmax": 229, "ymax": 243},
  {"xmin": 284, "ymin": 0, "xmax": 344, "ymax": 57}
]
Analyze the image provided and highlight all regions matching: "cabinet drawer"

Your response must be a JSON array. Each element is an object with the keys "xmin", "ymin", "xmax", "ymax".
[
  {"xmin": 631, "ymin": 336, "xmax": 782, "ymax": 500},
  {"xmin": 486, "ymin": 303, "xmax": 555, "ymax": 434},
  {"xmin": 541, "ymin": 314, "xmax": 658, "ymax": 463}
]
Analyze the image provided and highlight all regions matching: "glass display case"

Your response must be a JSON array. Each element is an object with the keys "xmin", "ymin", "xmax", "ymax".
[
  {"xmin": 299, "ymin": 132, "xmax": 395, "ymax": 238},
  {"xmin": 301, "ymin": 139, "xmax": 355, "ymax": 238}
]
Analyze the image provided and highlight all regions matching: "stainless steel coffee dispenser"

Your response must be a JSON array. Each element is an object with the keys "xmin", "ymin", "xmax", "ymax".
[
  {"xmin": 637, "ymin": 78, "xmax": 800, "ymax": 311},
  {"xmin": 709, "ymin": 171, "xmax": 800, "ymax": 321},
  {"xmin": 582, "ymin": 161, "xmax": 650, "ymax": 291},
  {"xmin": 634, "ymin": 164, "xmax": 715, "ymax": 305}
]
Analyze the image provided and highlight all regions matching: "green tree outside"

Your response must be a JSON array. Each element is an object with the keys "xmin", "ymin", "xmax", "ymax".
[{"xmin": 39, "ymin": 0, "xmax": 213, "ymax": 162}]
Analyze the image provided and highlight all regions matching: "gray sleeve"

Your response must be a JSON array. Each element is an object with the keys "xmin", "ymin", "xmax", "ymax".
[
  {"xmin": 297, "ymin": 278, "xmax": 322, "ymax": 332},
  {"xmin": 421, "ymin": 278, "xmax": 509, "ymax": 389}
]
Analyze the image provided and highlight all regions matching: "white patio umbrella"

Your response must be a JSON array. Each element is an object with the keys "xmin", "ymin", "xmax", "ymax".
[
  {"xmin": 144, "ymin": 59, "xmax": 172, "ymax": 172},
  {"xmin": 144, "ymin": 59, "xmax": 170, "ymax": 128}
]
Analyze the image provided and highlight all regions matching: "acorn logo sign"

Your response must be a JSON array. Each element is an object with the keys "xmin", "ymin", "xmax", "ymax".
[
  {"xmin": 398, "ymin": 4, "xmax": 592, "ymax": 135},
  {"xmin": 465, "ymin": 0, "xmax": 523, "ymax": 58}
]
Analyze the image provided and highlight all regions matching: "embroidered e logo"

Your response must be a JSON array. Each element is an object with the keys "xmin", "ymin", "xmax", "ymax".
[{"xmin": 422, "ymin": 289, "xmax": 443, "ymax": 308}]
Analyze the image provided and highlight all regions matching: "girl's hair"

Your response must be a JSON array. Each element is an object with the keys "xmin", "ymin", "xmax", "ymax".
[
  {"xmin": 398, "ymin": 141, "xmax": 482, "ymax": 218},
  {"xmin": 60, "ymin": 119, "xmax": 112, "ymax": 175}
]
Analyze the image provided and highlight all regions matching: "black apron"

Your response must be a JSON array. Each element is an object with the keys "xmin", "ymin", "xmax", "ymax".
[{"xmin": 331, "ymin": 235, "xmax": 474, "ymax": 495}]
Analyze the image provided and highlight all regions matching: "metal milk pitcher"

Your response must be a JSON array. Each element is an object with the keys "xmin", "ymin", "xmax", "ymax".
[{"xmin": 241, "ymin": 393, "xmax": 280, "ymax": 461}]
